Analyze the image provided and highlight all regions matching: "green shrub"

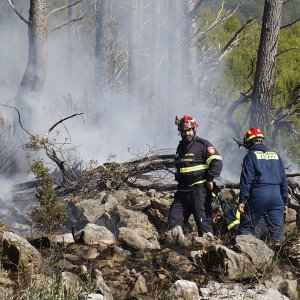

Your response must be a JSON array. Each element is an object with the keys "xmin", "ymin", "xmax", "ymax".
[{"xmin": 30, "ymin": 160, "xmax": 67, "ymax": 234}]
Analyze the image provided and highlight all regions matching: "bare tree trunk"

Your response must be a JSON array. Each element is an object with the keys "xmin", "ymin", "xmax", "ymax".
[
  {"xmin": 186, "ymin": 0, "xmax": 199, "ymax": 106},
  {"xmin": 95, "ymin": 0, "xmax": 115, "ymax": 115},
  {"xmin": 150, "ymin": 0, "xmax": 168, "ymax": 142},
  {"xmin": 128, "ymin": 0, "xmax": 143, "ymax": 105},
  {"xmin": 167, "ymin": 0, "xmax": 185, "ymax": 118},
  {"xmin": 250, "ymin": 0, "xmax": 283, "ymax": 132},
  {"xmin": 15, "ymin": 0, "xmax": 48, "ymax": 128},
  {"xmin": 11, "ymin": 0, "xmax": 48, "ymax": 176},
  {"xmin": 67, "ymin": 0, "xmax": 78, "ymax": 90}
]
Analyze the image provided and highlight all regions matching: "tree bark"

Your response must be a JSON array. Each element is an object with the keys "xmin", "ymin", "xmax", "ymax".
[
  {"xmin": 150, "ymin": 0, "xmax": 168, "ymax": 141},
  {"xmin": 15, "ymin": 0, "xmax": 48, "ymax": 128},
  {"xmin": 95, "ymin": 0, "xmax": 115, "ymax": 114},
  {"xmin": 67, "ymin": 0, "xmax": 78, "ymax": 90},
  {"xmin": 128, "ymin": 0, "xmax": 143, "ymax": 105},
  {"xmin": 167, "ymin": 0, "xmax": 185, "ymax": 118},
  {"xmin": 250, "ymin": 0, "xmax": 283, "ymax": 132}
]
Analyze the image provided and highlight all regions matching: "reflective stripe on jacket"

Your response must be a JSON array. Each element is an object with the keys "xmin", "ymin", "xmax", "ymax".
[{"xmin": 175, "ymin": 136, "xmax": 223, "ymax": 190}]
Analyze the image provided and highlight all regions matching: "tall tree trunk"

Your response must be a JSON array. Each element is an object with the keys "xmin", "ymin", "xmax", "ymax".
[
  {"xmin": 67, "ymin": 0, "xmax": 78, "ymax": 90},
  {"xmin": 95, "ymin": 0, "xmax": 115, "ymax": 116},
  {"xmin": 167, "ymin": 0, "xmax": 185, "ymax": 117},
  {"xmin": 12, "ymin": 0, "xmax": 47, "ymax": 176},
  {"xmin": 250, "ymin": 0, "xmax": 283, "ymax": 132},
  {"xmin": 128, "ymin": 0, "xmax": 143, "ymax": 105},
  {"xmin": 15, "ymin": 0, "xmax": 48, "ymax": 128},
  {"xmin": 186, "ymin": 0, "xmax": 199, "ymax": 106},
  {"xmin": 150, "ymin": 0, "xmax": 168, "ymax": 142}
]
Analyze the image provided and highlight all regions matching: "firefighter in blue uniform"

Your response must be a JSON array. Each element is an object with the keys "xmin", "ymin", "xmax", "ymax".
[
  {"xmin": 168, "ymin": 115, "xmax": 223, "ymax": 237},
  {"xmin": 238, "ymin": 128, "xmax": 289, "ymax": 242}
]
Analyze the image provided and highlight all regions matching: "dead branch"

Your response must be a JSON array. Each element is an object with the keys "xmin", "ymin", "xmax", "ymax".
[
  {"xmin": 46, "ymin": 113, "xmax": 85, "ymax": 136},
  {"xmin": 3, "ymin": 104, "xmax": 85, "ymax": 183},
  {"xmin": 1, "ymin": 104, "xmax": 33, "ymax": 137},
  {"xmin": 287, "ymin": 173, "xmax": 300, "ymax": 177},
  {"xmin": 45, "ymin": 148, "xmax": 78, "ymax": 184},
  {"xmin": 276, "ymin": 47, "xmax": 300, "ymax": 57},
  {"xmin": 203, "ymin": 18, "xmax": 255, "ymax": 68},
  {"xmin": 192, "ymin": 0, "xmax": 243, "ymax": 46},
  {"xmin": 218, "ymin": 19, "xmax": 254, "ymax": 57},
  {"xmin": 226, "ymin": 91, "xmax": 252, "ymax": 137},
  {"xmin": 188, "ymin": 0, "xmax": 205, "ymax": 19},
  {"xmin": 7, "ymin": 0, "xmax": 30, "ymax": 24},
  {"xmin": 48, "ymin": 0, "xmax": 82, "ymax": 17},
  {"xmin": 271, "ymin": 81, "xmax": 300, "ymax": 136},
  {"xmin": 280, "ymin": 16, "xmax": 300, "ymax": 29},
  {"xmin": 49, "ymin": 15, "xmax": 84, "ymax": 32}
]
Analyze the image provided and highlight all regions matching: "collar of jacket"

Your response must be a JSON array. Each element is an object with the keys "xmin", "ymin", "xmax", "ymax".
[
  {"xmin": 248, "ymin": 143, "xmax": 269, "ymax": 152},
  {"xmin": 181, "ymin": 135, "xmax": 198, "ymax": 145}
]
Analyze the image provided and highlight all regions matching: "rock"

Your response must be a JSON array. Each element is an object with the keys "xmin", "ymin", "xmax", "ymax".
[
  {"xmin": 2, "ymin": 231, "xmax": 43, "ymax": 271},
  {"xmin": 117, "ymin": 206, "xmax": 160, "ymax": 242},
  {"xmin": 284, "ymin": 233, "xmax": 300, "ymax": 267},
  {"xmin": 265, "ymin": 275, "xmax": 299, "ymax": 300},
  {"xmin": 164, "ymin": 225, "xmax": 186, "ymax": 246},
  {"xmin": 73, "ymin": 223, "xmax": 116, "ymax": 246},
  {"xmin": 94, "ymin": 269, "xmax": 113, "ymax": 300},
  {"xmin": 50, "ymin": 233, "xmax": 74, "ymax": 246},
  {"xmin": 118, "ymin": 227, "xmax": 160, "ymax": 250},
  {"xmin": 234, "ymin": 235, "xmax": 274, "ymax": 270},
  {"xmin": 67, "ymin": 194, "xmax": 117, "ymax": 229},
  {"xmin": 55, "ymin": 259, "xmax": 76, "ymax": 271},
  {"xmin": 61, "ymin": 271, "xmax": 84, "ymax": 291},
  {"xmin": 167, "ymin": 280, "xmax": 200, "ymax": 300},
  {"xmin": 154, "ymin": 248, "xmax": 194, "ymax": 272},
  {"xmin": 130, "ymin": 274, "xmax": 148, "ymax": 297},
  {"xmin": 66, "ymin": 244, "xmax": 99, "ymax": 259},
  {"xmin": 202, "ymin": 235, "xmax": 274, "ymax": 280}
]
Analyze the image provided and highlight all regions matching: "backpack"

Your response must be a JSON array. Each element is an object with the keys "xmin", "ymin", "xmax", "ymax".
[{"xmin": 211, "ymin": 183, "xmax": 240, "ymax": 235}]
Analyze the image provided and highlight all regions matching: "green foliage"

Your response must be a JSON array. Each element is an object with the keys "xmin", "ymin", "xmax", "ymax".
[
  {"xmin": 211, "ymin": 0, "xmax": 300, "ymax": 24},
  {"xmin": 194, "ymin": 5, "xmax": 300, "ymax": 167},
  {"xmin": 196, "ymin": 8, "xmax": 260, "ymax": 105},
  {"xmin": 30, "ymin": 160, "xmax": 67, "ymax": 234}
]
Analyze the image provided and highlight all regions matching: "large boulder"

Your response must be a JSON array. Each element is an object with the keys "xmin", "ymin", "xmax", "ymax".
[
  {"xmin": 2, "ymin": 231, "xmax": 43, "ymax": 271},
  {"xmin": 202, "ymin": 235, "xmax": 274, "ymax": 280}
]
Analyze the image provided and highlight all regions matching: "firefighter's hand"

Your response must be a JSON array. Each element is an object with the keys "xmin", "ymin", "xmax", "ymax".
[
  {"xmin": 238, "ymin": 203, "xmax": 245, "ymax": 213},
  {"xmin": 284, "ymin": 206, "xmax": 288, "ymax": 214},
  {"xmin": 206, "ymin": 181, "xmax": 213, "ymax": 190}
]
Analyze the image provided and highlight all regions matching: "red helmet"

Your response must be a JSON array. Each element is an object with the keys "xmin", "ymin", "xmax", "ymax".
[
  {"xmin": 244, "ymin": 128, "xmax": 264, "ymax": 142},
  {"xmin": 175, "ymin": 115, "xmax": 198, "ymax": 131}
]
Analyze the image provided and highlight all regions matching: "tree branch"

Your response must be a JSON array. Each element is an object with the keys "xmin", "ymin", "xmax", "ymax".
[
  {"xmin": 2, "ymin": 104, "xmax": 85, "ymax": 183},
  {"xmin": 280, "ymin": 16, "xmax": 300, "ymax": 29},
  {"xmin": 188, "ymin": 0, "xmax": 205, "ymax": 19},
  {"xmin": 226, "ymin": 92, "xmax": 252, "ymax": 136},
  {"xmin": 49, "ymin": 15, "xmax": 84, "ymax": 32},
  {"xmin": 48, "ymin": 0, "xmax": 82, "ymax": 17},
  {"xmin": 7, "ymin": 0, "xmax": 30, "ymax": 24},
  {"xmin": 46, "ymin": 113, "xmax": 85, "ymax": 136},
  {"xmin": 1, "ymin": 103, "xmax": 32, "ymax": 137},
  {"xmin": 271, "ymin": 81, "xmax": 300, "ymax": 138},
  {"xmin": 192, "ymin": 0, "xmax": 244, "ymax": 46},
  {"xmin": 205, "ymin": 18, "xmax": 255, "ymax": 67},
  {"xmin": 276, "ymin": 47, "xmax": 300, "ymax": 57}
]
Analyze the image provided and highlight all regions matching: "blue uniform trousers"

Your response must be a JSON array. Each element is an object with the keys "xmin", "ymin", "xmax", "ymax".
[{"xmin": 238, "ymin": 185, "xmax": 284, "ymax": 241}]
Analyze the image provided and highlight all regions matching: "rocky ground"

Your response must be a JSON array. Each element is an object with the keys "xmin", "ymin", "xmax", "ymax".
[{"xmin": 0, "ymin": 168, "xmax": 299, "ymax": 299}]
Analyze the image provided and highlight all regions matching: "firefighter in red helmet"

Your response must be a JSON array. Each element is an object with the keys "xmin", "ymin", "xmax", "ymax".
[
  {"xmin": 167, "ymin": 115, "xmax": 223, "ymax": 242},
  {"xmin": 238, "ymin": 128, "xmax": 289, "ymax": 244}
]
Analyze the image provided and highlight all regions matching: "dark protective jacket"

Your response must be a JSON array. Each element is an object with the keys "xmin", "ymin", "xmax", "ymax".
[
  {"xmin": 175, "ymin": 136, "xmax": 223, "ymax": 190},
  {"xmin": 239, "ymin": 144, "xmax": 289, "ymax": 206}
]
